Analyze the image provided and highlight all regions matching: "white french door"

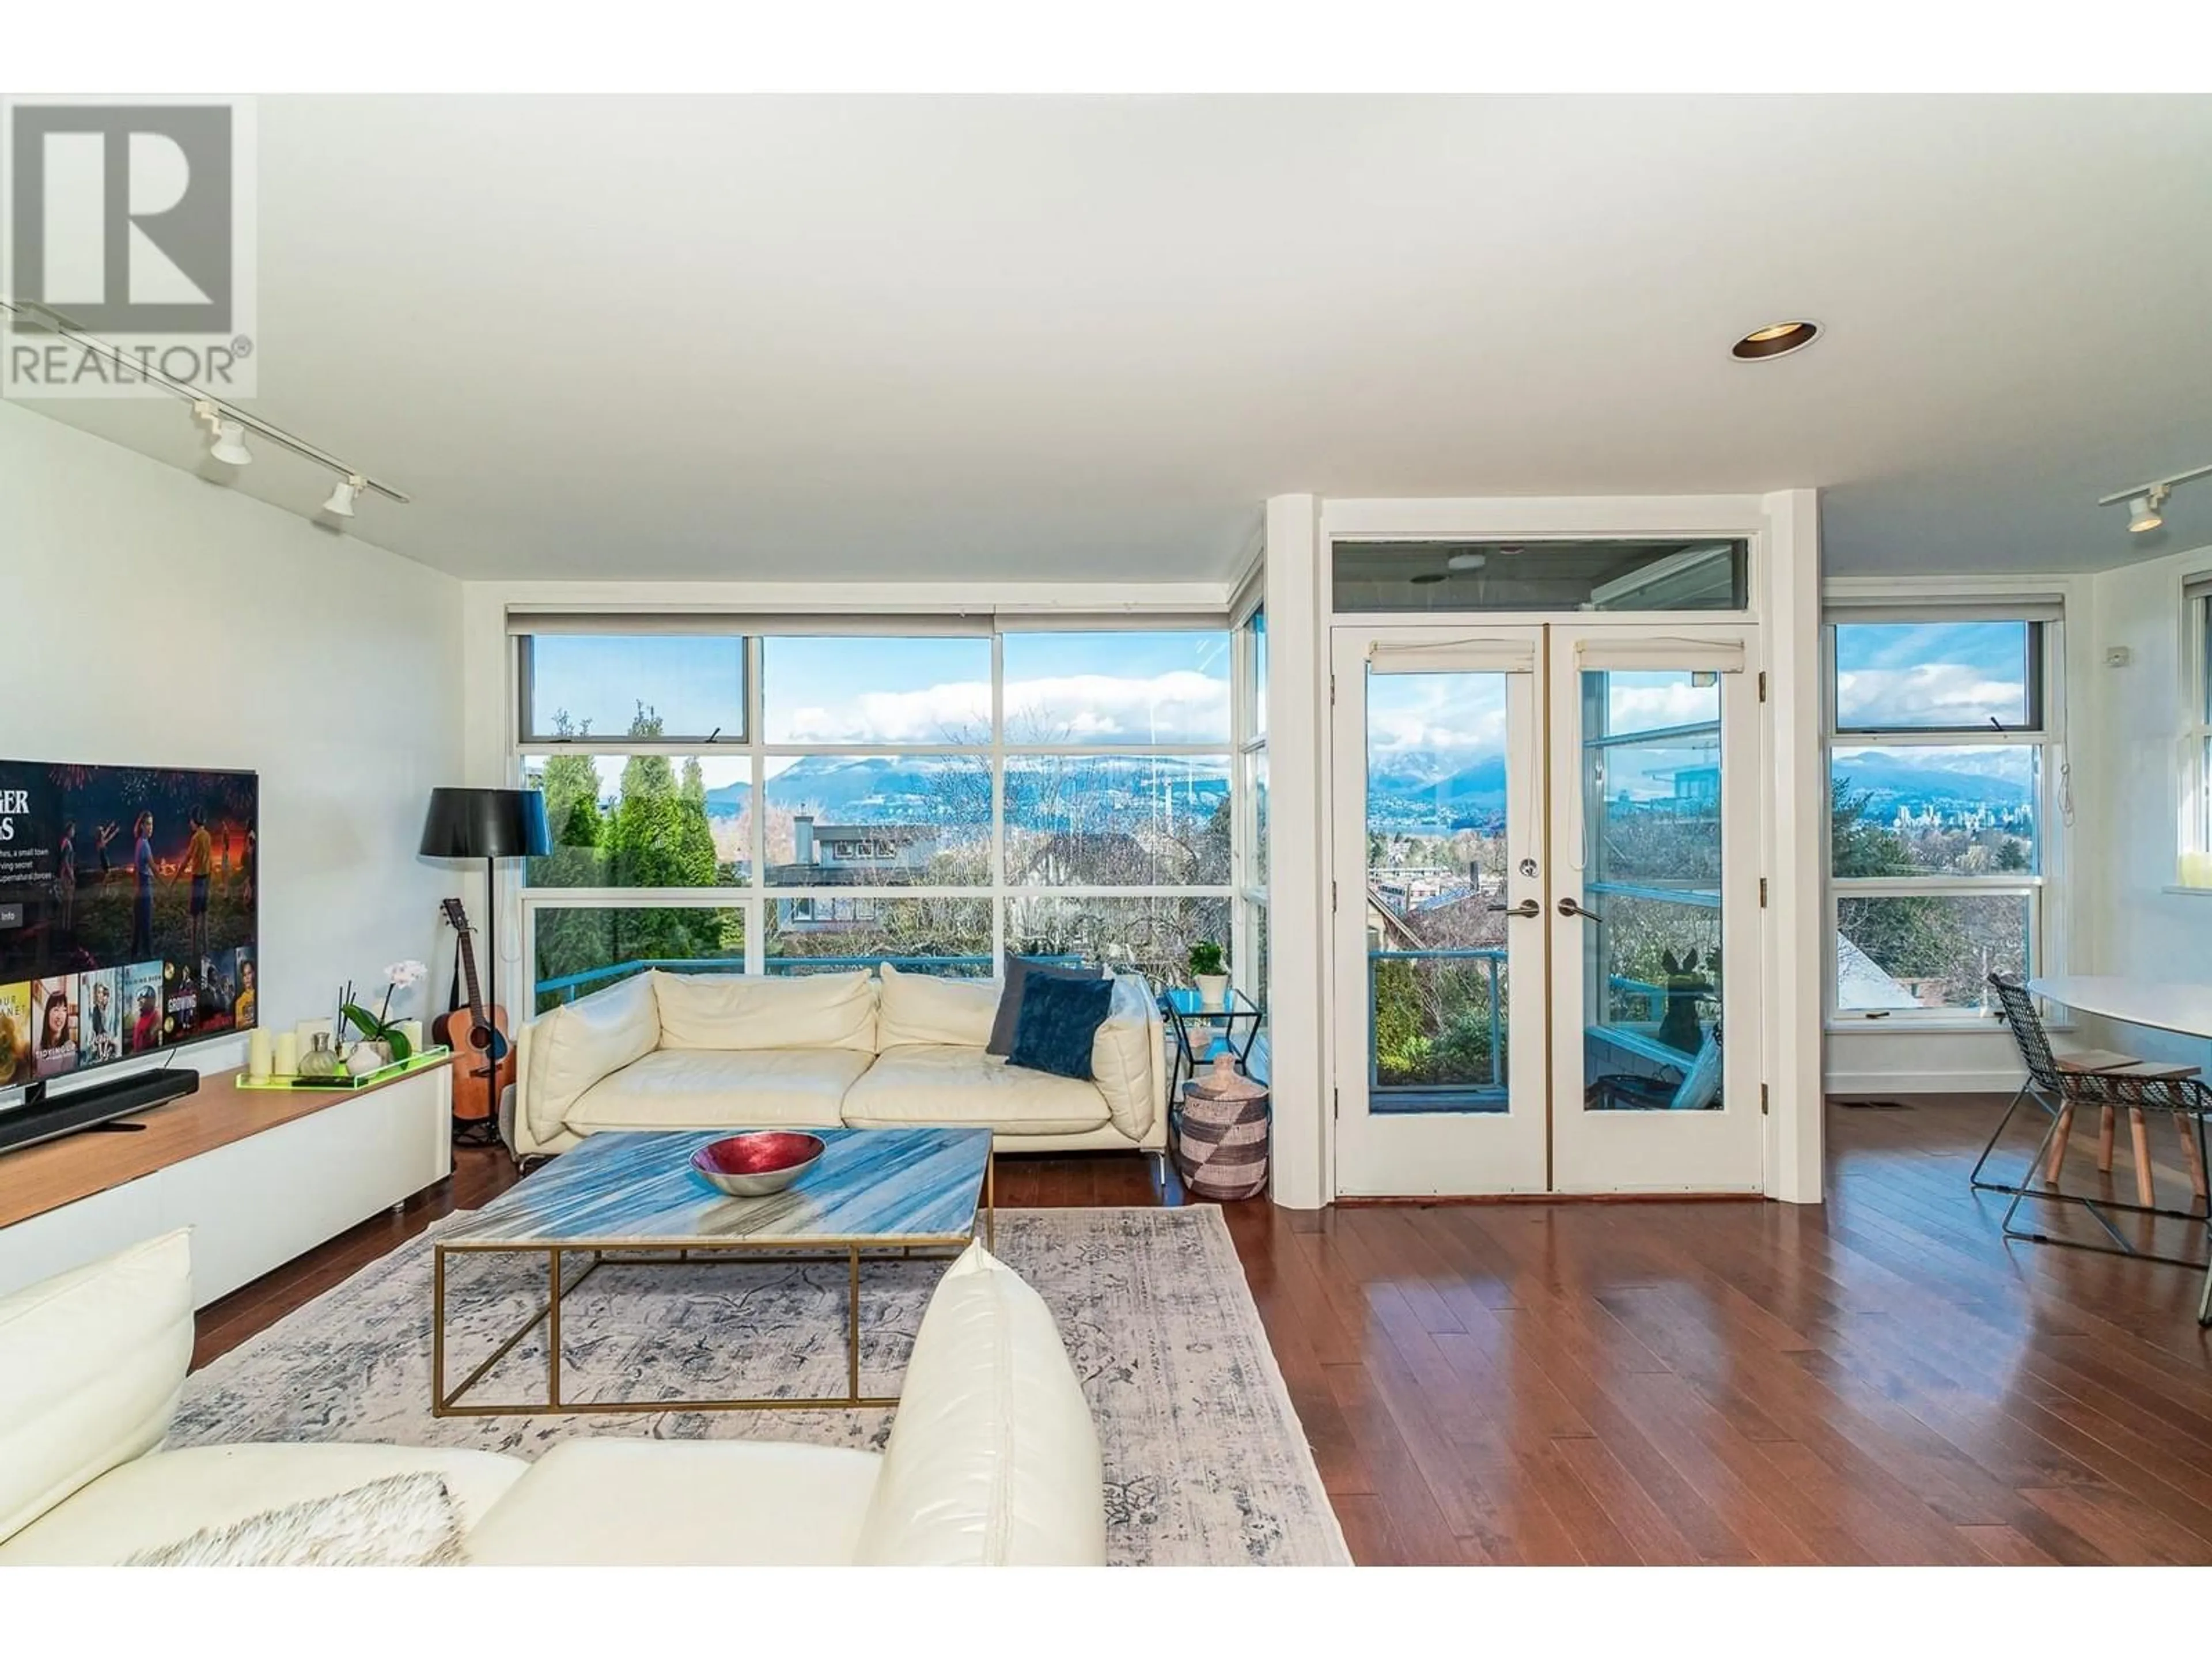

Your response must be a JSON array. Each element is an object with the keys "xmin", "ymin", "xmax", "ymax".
[{"xmin": 1331, "ymin": 623, "xmax": 1763, "ymax": 1196}]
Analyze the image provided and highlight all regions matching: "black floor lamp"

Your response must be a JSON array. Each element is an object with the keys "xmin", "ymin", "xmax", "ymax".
[{"xmin": 420, "ymin": 787, "xmax": 550, "ymax": 1144}]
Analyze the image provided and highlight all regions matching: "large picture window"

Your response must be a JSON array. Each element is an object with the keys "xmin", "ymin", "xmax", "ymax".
[
  {"xmin": 514, "ymin": 620, "xmax": 1234, "ymax": 1010},
  {"xmin": 1826, "ymin": 612, "xmax": 2058, "ymax": 1021}
]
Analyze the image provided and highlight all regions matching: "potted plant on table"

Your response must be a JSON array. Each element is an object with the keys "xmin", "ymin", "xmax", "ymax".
[
  {"xmin": 1188, "ymin": 940, "xmax": 1230, "ymax": 1011},
  {"xmin": 340, "ymin": 959, "xmax": 429, "ymax": 1074}
]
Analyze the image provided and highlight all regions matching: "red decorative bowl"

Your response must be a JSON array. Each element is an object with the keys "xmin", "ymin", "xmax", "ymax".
[{"xmin": 690, "ymin": 1131, "xmax": 826, "ymax": 1197}]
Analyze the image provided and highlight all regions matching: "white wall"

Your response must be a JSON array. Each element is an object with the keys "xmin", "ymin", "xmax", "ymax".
[
  {"xmin": 2074, "ymin": 538, "xmax": 2212, "ymax": 1071},
  {"xmin": 2, "ymin": 402, "xmax": 465, "ymax": 1073}
]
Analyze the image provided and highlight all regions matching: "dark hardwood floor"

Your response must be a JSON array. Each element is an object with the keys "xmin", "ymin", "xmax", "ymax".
[{"xmin": 194, "ymin": 1096, "xmax": 2212, "ymax": 1565}]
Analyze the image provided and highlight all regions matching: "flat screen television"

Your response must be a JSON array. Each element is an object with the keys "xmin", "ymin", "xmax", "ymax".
[{"xmin": 0, "ymin": 761, "xmax": 259, "ymax": 1099}]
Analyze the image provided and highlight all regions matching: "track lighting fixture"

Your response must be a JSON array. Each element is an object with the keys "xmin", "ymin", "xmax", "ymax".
[
  {"xmin": 208, "ymin": 419, "xmax": 253, "ymax": 467},
  {"xmin": 191, "ymin": 397, "xmax": 252, "ymax": 465},
  {"xmin": 322, "ymin": 474, "xmax": 365, "ymax": 518},
  {"xmin": 2101, "ymin": 465, "xmax": 2212, "ymax": 539},
  {"xmin": 0, "ymin": 305, "xmax": 411, "ymax": 525}
]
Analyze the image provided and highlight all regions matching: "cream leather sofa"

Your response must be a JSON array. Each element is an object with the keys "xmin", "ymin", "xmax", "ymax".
[
  {"xmin": 0, "ymin": 1230, "xmax": 1107, "ymax": 1566},
  {"xmin": 512, "ymin": 963, "xmax": 1166, "ymax": 1160}
]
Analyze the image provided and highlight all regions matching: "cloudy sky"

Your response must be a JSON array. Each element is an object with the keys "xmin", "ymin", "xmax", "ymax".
[
  {"xmin": 529, "ymin": 630, "xmax": 1233, "ymax": 751},
  {"xmin": 1833, "ymin": 620, "xmax": 2030, "ymax": 732}
]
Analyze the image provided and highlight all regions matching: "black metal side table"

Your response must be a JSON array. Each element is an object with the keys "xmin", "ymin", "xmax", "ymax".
[{"xmin": 1158, "ymin": 986, "xmax": 1264, "ymax": 1097}]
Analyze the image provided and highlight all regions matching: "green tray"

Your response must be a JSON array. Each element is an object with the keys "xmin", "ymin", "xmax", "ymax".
[{"xmin": 239, "ymin": 1045, "xmax": 454, "ymax": 1091}]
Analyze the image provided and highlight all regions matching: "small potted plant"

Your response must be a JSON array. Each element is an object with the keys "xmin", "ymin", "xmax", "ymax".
[
  {"xmin": 341, "ymin": 959, "xmax": 429, "ymax": 1073},
  {"xmin": 1188, "ymin": 940, "xmax": 1229, "ymax": 1010}
]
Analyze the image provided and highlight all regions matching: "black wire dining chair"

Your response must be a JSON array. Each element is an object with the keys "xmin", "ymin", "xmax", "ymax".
[
  {"xmin": 1986, "ymin": 974, "xmax": 2212, "ymax": 1318},
  {"xmin": 1981, "ymin": 972, "xmax": 2205, "ymax": 1204}
]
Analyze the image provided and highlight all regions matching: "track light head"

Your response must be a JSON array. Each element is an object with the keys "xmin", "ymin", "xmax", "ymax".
[
  {"xmin": 207, "ymin": 418, "xmax": 252, "ymax": 467},
  {"xmin": 2128, "ymin": 489, "xmax": 2168, "ymax": 535},
  {"xmin": 322, "ymin": 474, "xmax": 364, "ymax": 518}
]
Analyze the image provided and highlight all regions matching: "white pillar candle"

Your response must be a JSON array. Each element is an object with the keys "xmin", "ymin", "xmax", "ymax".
[
  {"xmin": 272, "ymin": 1031, "xmax": 300, "ymax": 1077},
  {"xmin": 247, "ymin": 1028, "xmax": 273, "ymax": 1079}
]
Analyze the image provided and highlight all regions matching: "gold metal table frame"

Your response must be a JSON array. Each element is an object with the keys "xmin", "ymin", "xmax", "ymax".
[{"xmin": 431, "ymin": 1160, "xmax": 993, "ymax": 1418}]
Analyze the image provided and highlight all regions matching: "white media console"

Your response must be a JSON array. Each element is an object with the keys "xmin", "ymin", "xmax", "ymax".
[{"xmin": 0, "ymin": 1063, "xmax": 453, "ymax": 1308}]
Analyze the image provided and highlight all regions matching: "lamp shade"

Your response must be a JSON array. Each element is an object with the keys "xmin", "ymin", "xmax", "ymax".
[{"xmin": 419, "ymin": 787, "xmax": 551, "ymax": 861}]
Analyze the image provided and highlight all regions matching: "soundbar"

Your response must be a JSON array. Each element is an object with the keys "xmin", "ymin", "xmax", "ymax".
[{"xmin": 0, "ymin": 1066, "xmax": 200, "ymax": 1157}]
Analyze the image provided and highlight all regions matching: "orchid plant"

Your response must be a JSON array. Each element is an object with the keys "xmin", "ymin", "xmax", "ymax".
[{"xmin": 341, "ymin": 959, "xmax": 429, "ymax": 1062}]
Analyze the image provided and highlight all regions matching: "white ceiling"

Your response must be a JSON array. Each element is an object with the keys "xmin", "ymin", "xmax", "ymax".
[{"xmin": 23, "ymin": 94, "xmax": 2212, "ymax": 582}]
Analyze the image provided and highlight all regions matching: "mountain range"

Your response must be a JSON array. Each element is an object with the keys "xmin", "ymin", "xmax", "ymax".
[{"xmin": 700, "ymin": 753, "xmax": 1231, "ymax": 822}]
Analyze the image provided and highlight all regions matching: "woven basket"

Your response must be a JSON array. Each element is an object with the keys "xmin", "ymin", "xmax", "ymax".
[{"xmin": 1175, "ymin": 1053, "xmax": 1270, "ymax": 1201}]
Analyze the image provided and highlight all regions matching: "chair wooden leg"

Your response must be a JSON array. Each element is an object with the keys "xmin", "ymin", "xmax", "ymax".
[
  {"xmin": 2099, "ymin": 1105, "xmax": 2117, "ymax": 1173},
  {"xmin": 2177, "ymin": 1114, "xmax": 2209, "ymax": 1203},
  {"xmin": 2130, "ymin": 1107, "xmax": 2156, "ymax": 1207},
  {"xmin": 2045, "ymin": 1103, "xmax": 2076, "ymax": 1185}
]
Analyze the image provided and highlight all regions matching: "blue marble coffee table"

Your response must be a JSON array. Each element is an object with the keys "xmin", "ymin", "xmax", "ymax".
[{"xmin": 431, "ymin": 1126, "xmax": 994, "ymax": 1417}]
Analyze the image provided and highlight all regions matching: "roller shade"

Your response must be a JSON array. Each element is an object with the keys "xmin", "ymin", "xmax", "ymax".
[
  {"xmin": 1367, "ymin": 638, "xmax": 1537, "ymax": 675},
  {"xmin": 1825, "ymin": 598, "xmax": 2065, "ymax": 624},
  {"xmin": 1574, "ymin": 636, "xmax": 1745, "ymax": 673}
]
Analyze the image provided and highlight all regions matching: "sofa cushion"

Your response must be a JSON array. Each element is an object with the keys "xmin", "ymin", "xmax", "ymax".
[
  {"xmin": 1009, "ymin": 972, "xmax": 1117, "ymax": 1081},
  {"xmin": 987, "ymin": 953, "xmax": 1103, "ymax": 1056},
  {"xmin": 464, "ymin": 1441, "xmax": 883, "ymax": 1567},
  {"xmin": 520, "ymin": 972, "xmax": 661, "ymax": 1146},
  {"xmin": 564, "ymin": 1047, "xmax": 869, "ymax": 1133},
  {"xmin": 0, "ymin": 1443, "xmax": 526, "ymax": 1565},
  {"xmin": 839, "ymin": 1046, "xmax": 1111, "ymax": 1136},
  {"xmin": 654, "ymin": 969, "xmax": 876, "ymax": 1054},
  {"xmin": 0, "ymin": 1229, "xmax": 194, "ymax": 1546},
  {"xmin": 877, "ymin": 963, "xmax": 999, "ymax": 1050},
  {"xmin": 1090, "ymin": 974, "xmax": 1160, "ymax": 1142},
  {"xmin": 855, "ymin": 1244, "xmax": 1106, "ymax": 1566}
]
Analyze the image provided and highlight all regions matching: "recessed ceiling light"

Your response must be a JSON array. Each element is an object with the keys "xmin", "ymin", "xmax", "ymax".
[
  {"xmin": 1447, "ymin": 551, "xmax": 1487, "ymax": 571},
  {"xmin": 1730, "ymin": 320, "xmax": 1820, "ymax": 362},
  {"xmin": 1410, "ymin": 571, "xmax": 1449, "ymax": 585}
]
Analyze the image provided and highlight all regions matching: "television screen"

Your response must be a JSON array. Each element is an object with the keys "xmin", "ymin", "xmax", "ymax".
[{"xmin": 0, "ymin": 762, "xmax": 258, "ymax": 1092}]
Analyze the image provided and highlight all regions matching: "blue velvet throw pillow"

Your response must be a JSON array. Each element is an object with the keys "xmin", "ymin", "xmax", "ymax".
[{"xmin": 1007, "ymin": 972, "xmax": 1115, "ymax": 1081}]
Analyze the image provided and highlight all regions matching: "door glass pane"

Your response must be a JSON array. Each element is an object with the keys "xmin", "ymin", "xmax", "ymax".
[
  {"xmin": 1578, "ymin": 669, "xmax": 1724, "ymax": 1112},
  {"xmin": 1334, "ymin": 540, "xmax": 1747, "ymax": 613},
  {"xmin": 1364, "ymin": 670, "xmax": 1512, "ymax": 1113}
]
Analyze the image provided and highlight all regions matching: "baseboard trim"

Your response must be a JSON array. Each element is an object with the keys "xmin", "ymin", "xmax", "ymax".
[{"xmin": 1825, "ymin": 1070, "xmax": 2021, "ymax": 1096}]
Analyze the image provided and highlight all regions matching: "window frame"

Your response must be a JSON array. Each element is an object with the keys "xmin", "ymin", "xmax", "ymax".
[
  {"xmin": 2180, "ymin": 580, "xmax": 2212, "ymax": 886},
  {"xmin": 513, "ymin": 617, "xmax": 1238, "ymax": 1009},
  {"xmin": 1823, "ymin": 607, "xmax": 2065, "ymax": 1028}
]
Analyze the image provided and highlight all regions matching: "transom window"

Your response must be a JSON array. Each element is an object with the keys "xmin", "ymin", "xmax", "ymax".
[
  {"xmin": 513, "ymin": 620, "xmax": 1234, "ymax": 1012},
  {"xmin": 1826, "ymin": 611, "xmax": 2059, "ymax": 1022}
]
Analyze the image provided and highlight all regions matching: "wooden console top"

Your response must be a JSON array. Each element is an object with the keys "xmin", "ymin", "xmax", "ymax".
[{"xmin": 0, "ymin": 1062, "xmax": 451, "ymax": 1231}]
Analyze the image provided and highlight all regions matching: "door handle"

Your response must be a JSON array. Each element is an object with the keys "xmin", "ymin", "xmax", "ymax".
[
  {"xmin": 1557, "ymin": 897, "xmax": 1604, "ymax": 923},
  {"xmin": 1488, "ymin": 899, "xmax": 1541, "ymax": 918}
]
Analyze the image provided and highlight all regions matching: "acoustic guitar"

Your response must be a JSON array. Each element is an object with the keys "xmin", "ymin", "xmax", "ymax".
[{"xmin": 433, "ymin": 897, "xmax": 512, "ymax": 1124}]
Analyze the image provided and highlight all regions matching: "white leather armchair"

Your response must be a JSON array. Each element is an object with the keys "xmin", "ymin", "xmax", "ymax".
[{"xmin": 0, "ymin": 1230, "xmax": 1107, "ymax": 1567}]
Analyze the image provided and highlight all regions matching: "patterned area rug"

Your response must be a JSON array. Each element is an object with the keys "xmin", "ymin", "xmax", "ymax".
[{"xmin": 173, "ymin": 1206, "xmax": 1348, "ymax": 1566}]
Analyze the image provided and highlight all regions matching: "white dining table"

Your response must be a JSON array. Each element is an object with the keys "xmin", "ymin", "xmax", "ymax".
[{"xmin": 2029, "ymin": 976, "xmax": 2212, "ymax": 1041}]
